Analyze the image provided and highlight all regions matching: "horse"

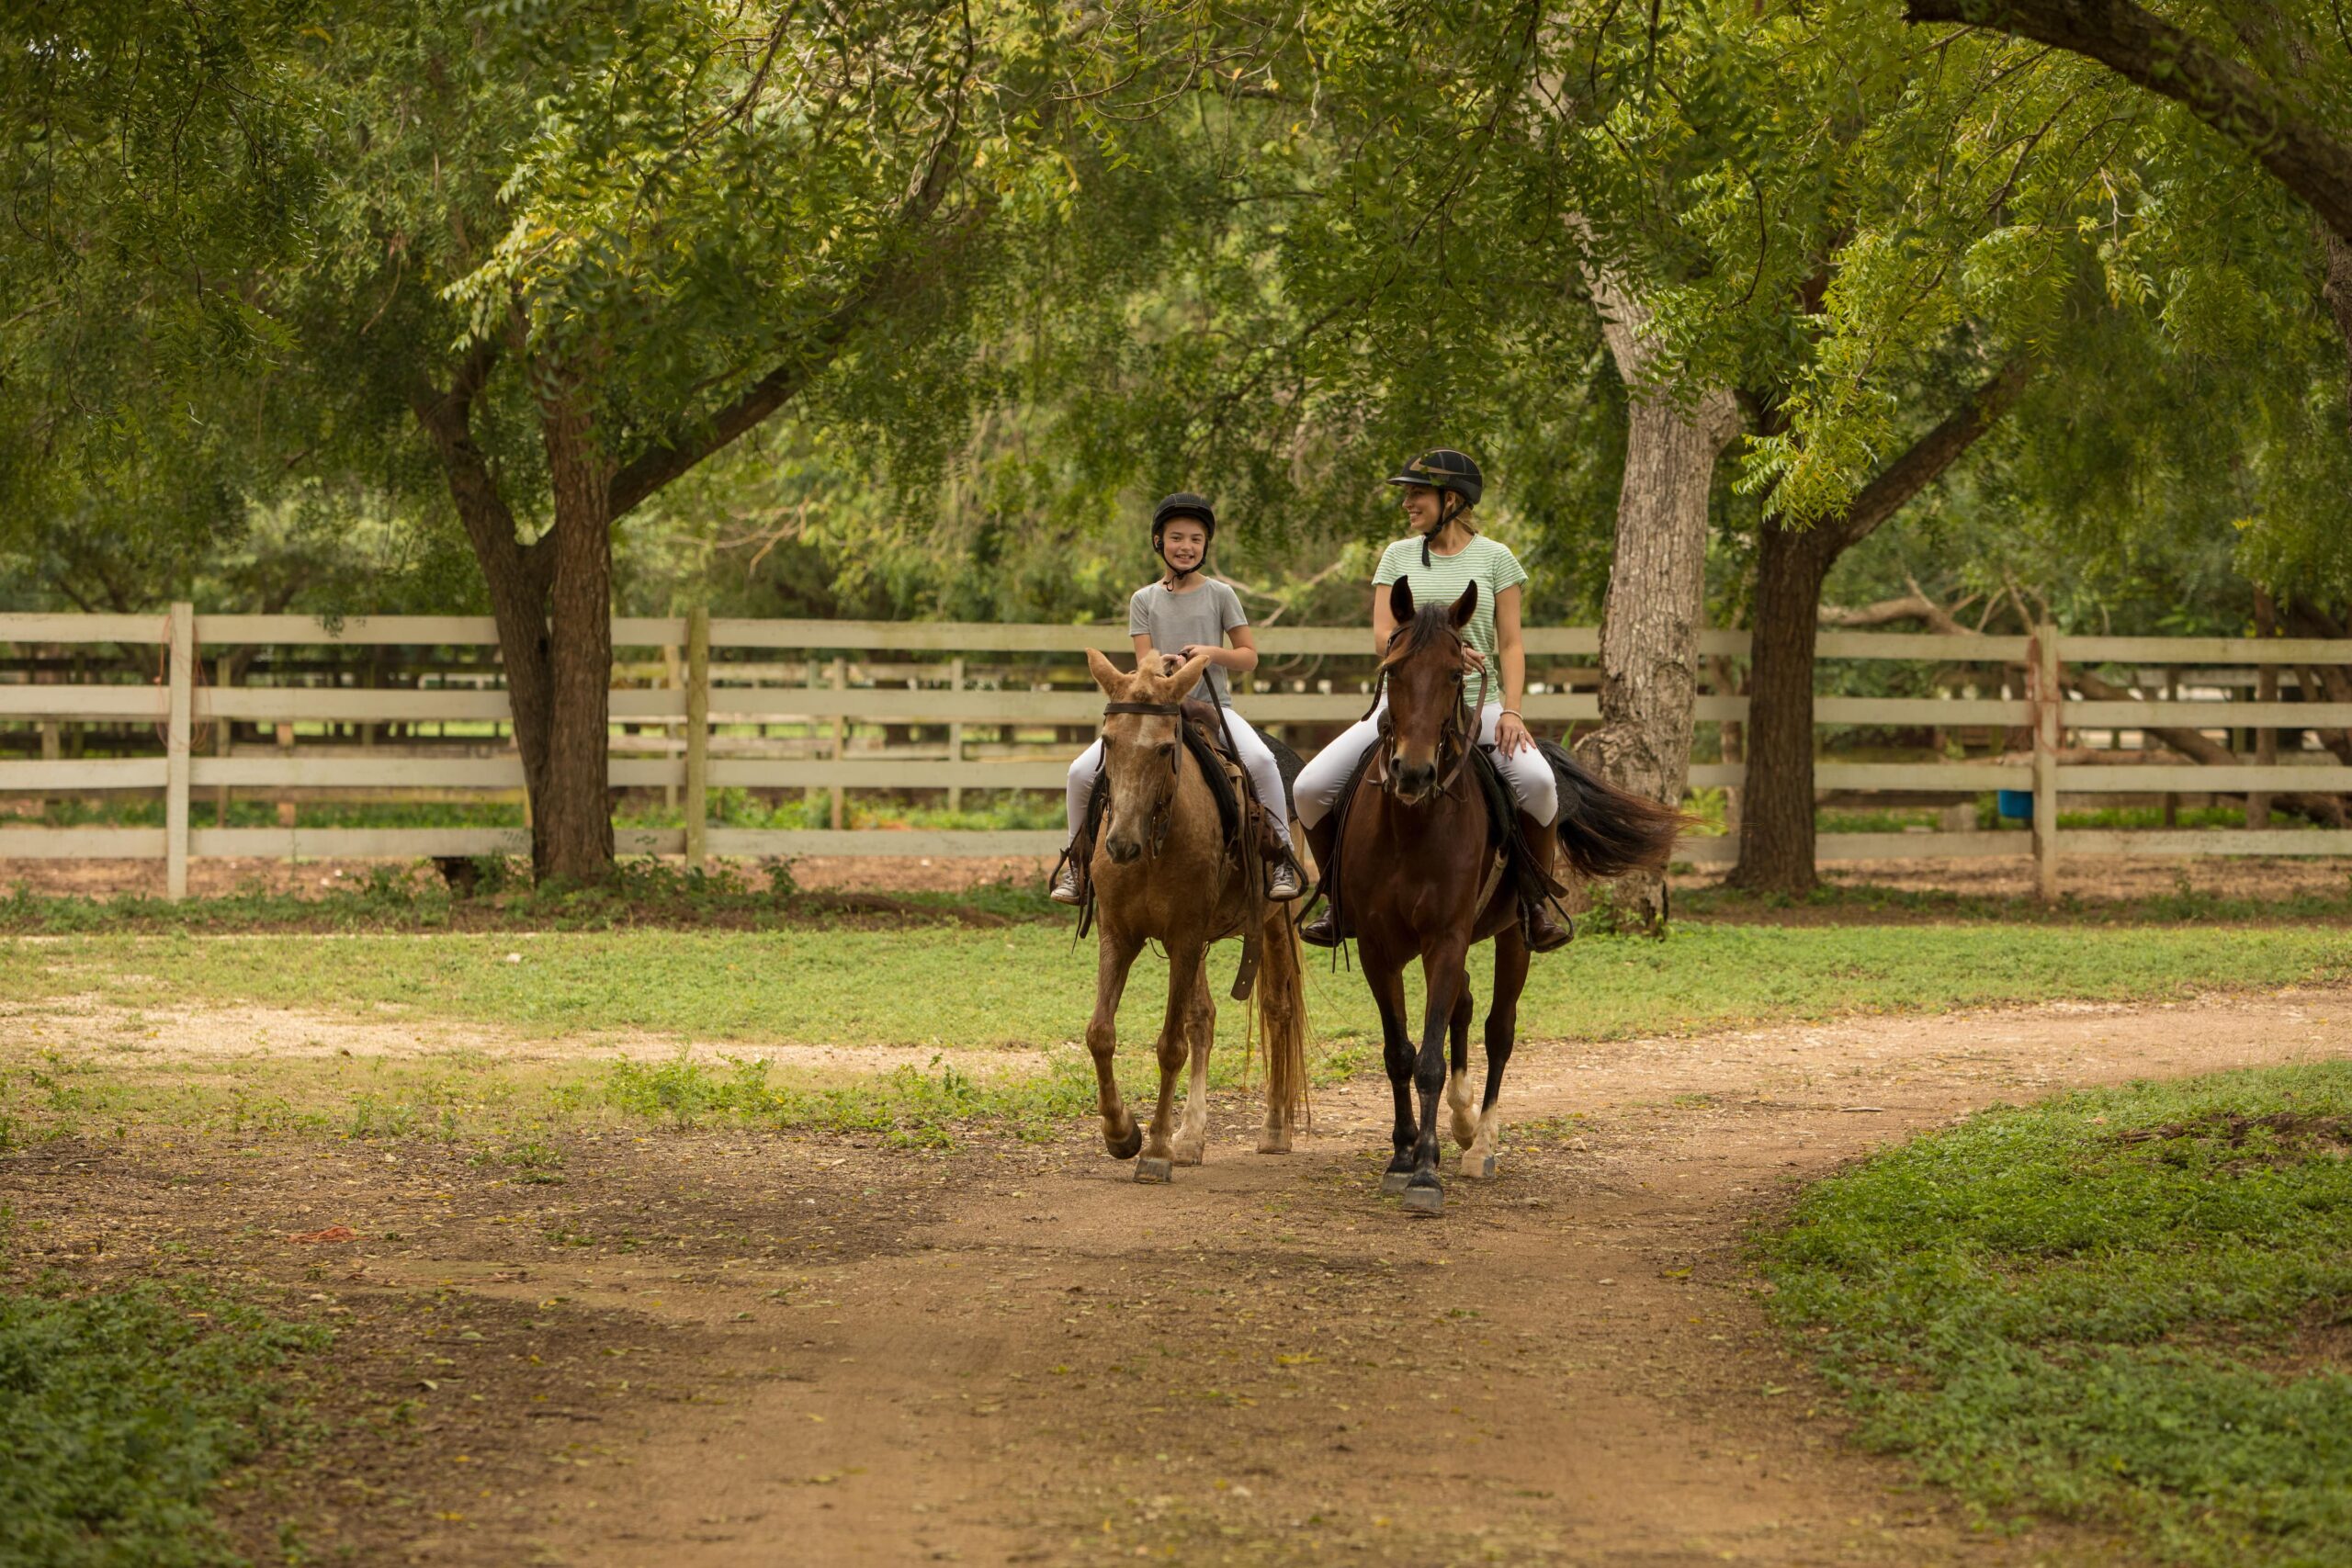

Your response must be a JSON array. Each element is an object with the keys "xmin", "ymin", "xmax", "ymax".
[
  {"xmin": 1078, "ymin": 647, "xmax": 1309, "ymax": 1180},
  {"xmin": 1331, "ymin": 581, "xmax": 1685, "ymax": 1214}
]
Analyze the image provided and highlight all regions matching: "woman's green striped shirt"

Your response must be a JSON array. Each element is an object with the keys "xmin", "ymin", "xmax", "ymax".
[{"xmin": 1372, "ymin": 535, "xmax": 1529, "ymax": 662}]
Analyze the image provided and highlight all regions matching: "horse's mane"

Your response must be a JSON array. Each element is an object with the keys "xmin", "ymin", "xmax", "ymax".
[{"xmin": 1384, "ymin": 604, "xmax": 1462, "ymax": 665}]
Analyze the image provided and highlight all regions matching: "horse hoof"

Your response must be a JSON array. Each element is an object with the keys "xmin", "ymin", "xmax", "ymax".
[
  {"xmin": 1460, "ymin": 1154, "xmax": 1498, "ymax": 1180},
  {"xmin": 1106, "ymin": 1124, "xmax": 1143, "ymax": 1160},
  {"xmin": 1172, "ymin": 1145, "xmax": 1204, "ymax": 1168},
  {"xmin": 1135, "ymin": 1157, "xmax": 1173, "ymax": 1184},
  {"xmin": 1400, "ymin": 1183, "xmax": 1445, "ymax": 1216},
  {"xmin": 1257, "ymin": 1131, "xmax": 1293, "ymax": 1155},
  {"xmin": 1380, "ymin": 1169, "xmax": 1412, "ymax": 1195}
]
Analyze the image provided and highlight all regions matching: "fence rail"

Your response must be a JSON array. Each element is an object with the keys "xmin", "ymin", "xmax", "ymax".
[{"xmin": 5, "ymin": 607, "xmax": 2348, "ymax": 899}]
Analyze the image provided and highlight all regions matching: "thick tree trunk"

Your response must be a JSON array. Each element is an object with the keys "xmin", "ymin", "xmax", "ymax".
[
  {"xmin": 1729, "ymin": 357, "xmax": 2033, "ymax": 894},
  {"xmin": 537, "ymin": 385, "xmax": 619, "ymax": 882},
  {"xmin": 1726, "ymin": 523, "xmax": 1837, "ymax": 894},
  {"xmin": 1573, "ymin": 269, "xmax": 1741, "ymax": 932}
]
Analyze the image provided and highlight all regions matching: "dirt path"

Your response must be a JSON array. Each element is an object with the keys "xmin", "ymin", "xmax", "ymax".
[
  {"xmin": 11, "ymin": 988, "xmax": 2347, "ymax": 1565},
  {"xmin": 452, "ymin": 990, "xmax": 2347, "ymax": 1565}
]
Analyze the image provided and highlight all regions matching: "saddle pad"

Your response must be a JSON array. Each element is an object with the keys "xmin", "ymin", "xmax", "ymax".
[{"xmin": 1180, "ymin": 718, "xmax": 1243, "ymax": 844}]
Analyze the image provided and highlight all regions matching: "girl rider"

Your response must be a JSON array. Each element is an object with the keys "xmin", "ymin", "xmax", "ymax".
[
  {"xmin": 1292, "ymin": 449, "xmax": 1569, "ymax": 953},
  {"xmin": 1051, "ymin": 493, "xmax": 1305, "ymax": 906}
]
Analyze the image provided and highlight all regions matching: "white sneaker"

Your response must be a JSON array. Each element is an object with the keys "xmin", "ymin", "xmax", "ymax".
[
  {"xmin": 1266, "ymin": 859, "xmax": 1304, "ymax": 902},
  {"xmin": 1049, "ymin": 860, "xmax": 1086, "ymax": 906}
]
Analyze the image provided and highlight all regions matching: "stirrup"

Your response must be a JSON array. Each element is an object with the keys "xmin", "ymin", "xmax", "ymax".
[
  {"xmin": 1522, "ymin": 901, "xmax": 1572, "ymax": 953},
  {"xmin": 1049, "ymin": 858, "xmax": 1086, "ymax": 907}
]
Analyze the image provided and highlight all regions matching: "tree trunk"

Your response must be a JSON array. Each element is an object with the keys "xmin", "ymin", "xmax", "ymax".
[
  {"xmin": 1728, "ymin": 357, "xmax": 2033, "ymax": 894},
  {"xmin": 536, "ymin": 384, "xmax": 619, "ymax": 882},
  {"xmin": 1572, "ymin": 273, "xmax": 1739, "ymax": 932},
  {"xmin": 1726, "ymin": 522, "xmax": 1837, "ymax": 894}
]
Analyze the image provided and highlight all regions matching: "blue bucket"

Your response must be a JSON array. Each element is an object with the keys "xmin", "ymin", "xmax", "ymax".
[{"xmin": 1996, "ymin": 789, "xmax": 2032, "ymax": 821}]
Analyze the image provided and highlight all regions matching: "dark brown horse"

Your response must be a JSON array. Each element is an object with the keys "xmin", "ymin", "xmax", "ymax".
[{"xmin": 1335, "ymin": 581, "xmax": 1684, "ymax": 1214}]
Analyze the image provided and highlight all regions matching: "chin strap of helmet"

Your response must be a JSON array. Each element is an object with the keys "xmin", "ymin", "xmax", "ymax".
[{"xmin": 1420, "ymin": 490, "xmax": 1465, "ymax": 570}]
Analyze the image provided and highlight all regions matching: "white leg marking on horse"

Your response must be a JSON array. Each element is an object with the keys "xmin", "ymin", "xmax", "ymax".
[
  {"xmin": 1462, "ymin": 1102, "xmax": 1504, "ymax": 1179},
  {"xmin": 1446, "ymin": 1067, "xmax": 1479, "ymax": 1150}
]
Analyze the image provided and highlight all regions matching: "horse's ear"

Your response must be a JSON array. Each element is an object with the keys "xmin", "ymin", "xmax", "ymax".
[
  {"xmin": 1163, "ymin": 650, "xmax": 1214, "ymax": 697},
  {"xmin": 1388, "ymin": 578, "xmax": 1416, "ymax": 625},
  {"xmin": 1449, "ymin": 582, "xmax": 1478, "ymax": 628},
  {"xmin": 1085, "ymin": 647, "xmax": 1125, "ymax": 694}
]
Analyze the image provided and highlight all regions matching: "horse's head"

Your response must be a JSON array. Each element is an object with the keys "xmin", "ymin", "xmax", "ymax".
[
  {"xmin": 1086, "ymin": 647, "xmax": 1213, "ymax": 864},
  {"xmin": 1379, "ymin": 579, "xmax": 1478, "ymax": 805}
]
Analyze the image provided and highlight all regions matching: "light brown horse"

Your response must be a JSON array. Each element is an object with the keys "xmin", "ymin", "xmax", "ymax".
[
  {"xmin": 1080, "ymin": 648, "xmax": 1307, "ymax": 1180},
  {"xmin": 1336, "ymin": 582, "xmax": 1685, "ymax": 1213}
]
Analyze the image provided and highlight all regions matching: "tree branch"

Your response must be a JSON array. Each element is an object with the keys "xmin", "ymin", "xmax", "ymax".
[
  {"xmin": 606, "ymin": 58, "xmax": 979, "ymax": 521},
  {"xmin": 1904, "ymin": 0, "xmax": 2352, "ymax": 244},
  {"xmin": 1833, "ymin": 353, "xmax": 2034, "ymax": 551}
]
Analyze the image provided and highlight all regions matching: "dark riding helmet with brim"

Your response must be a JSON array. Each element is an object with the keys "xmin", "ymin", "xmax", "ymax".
[{"xmin": 1385, "ymin": 449, "xmax": 1483, "ymax": 508}]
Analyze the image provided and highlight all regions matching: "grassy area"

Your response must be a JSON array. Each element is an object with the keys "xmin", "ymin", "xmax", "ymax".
[
  {"xmin": 0, "ymin": 1269, "xmax": 322, "ymax": 1568},
  {"xmin": 0, "ymin": 924, "xmax": 2341, "ymax": 1052},
  {"xmin": 3, "ymin": 920, "xmax": 2343, "ymax": 1148},
  {"xmin": 0, "ymin": 858, "xmax": 1063, "ymax": 935},
  {"xmin": 5, "ymin": 923, "xmax": 2346, "ymax": 1055},
  {"xmin": 1678, "ymin": 875, "xmax": 2352, "ymax": 926},
  {"xmin": 1762, "ymin": 1064, "xmax": 2352, "ymax": 1567}
]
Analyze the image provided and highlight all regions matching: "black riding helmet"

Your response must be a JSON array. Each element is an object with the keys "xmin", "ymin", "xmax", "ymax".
[
  {"xmin": 1151, "ymin": 492, "xmax": 1216, "ymax": 583},
  {"xmin": 1385, "ymin": 449, "xmax": 1483, "ymax": 566}
]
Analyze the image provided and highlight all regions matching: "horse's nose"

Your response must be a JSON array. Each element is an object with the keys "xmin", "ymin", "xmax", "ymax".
[
  {"xmin": 1105, "ymin": 834, "xmax": 1142, "ymax": 864},
  {"xmin": 1393, "ymin": 758, "xmax": 1437, "ymax": 796}
]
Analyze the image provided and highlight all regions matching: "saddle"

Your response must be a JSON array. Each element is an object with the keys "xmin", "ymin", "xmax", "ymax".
[
  {"xmin": 1306, "ymin": 739, "xmax": 1570, "ymax": 953},
  {"xmin": 1057, "ymin": 699, "xmax": 1299, "ymax": 1001}
]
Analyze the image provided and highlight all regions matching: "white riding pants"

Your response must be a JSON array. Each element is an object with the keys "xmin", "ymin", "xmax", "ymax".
[
  {"xmin": 1066, "ymin": 709, "xmax": 1294, "ymax": 848},
  {"xmin": 1293, "ymin": 699, "xmax": 1558, "ymax": 829}
]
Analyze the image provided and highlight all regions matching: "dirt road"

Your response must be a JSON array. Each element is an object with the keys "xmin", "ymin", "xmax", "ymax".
[{"xmin": 11, "ymin": 989, "xmax": 2347, "ymax": 1565}]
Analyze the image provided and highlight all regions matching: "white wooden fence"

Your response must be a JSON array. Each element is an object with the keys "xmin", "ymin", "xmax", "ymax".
[{"xmin": 5, "ymin": 608, "xmax": 2350, "ymax": 898}]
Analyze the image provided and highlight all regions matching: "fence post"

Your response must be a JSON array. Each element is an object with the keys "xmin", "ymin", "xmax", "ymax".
[
  {"xmin": 2030, "ymin": 621, "xmax": 2060, "ymax": 903},
  {"xmin": 2249, "ymin": 589, "xmax": 2277, "ymax": 829},
  {"xmin": 830, "ymin": 656, "xmax": 847, "ymax": 831},
  {"xmin": 684, "ymin": 607, "xmax": 709, "ymax": 871},
  {"xmin": 947, "ymin": 655, "xmax": 966, "ymax": 814},
  {"xmin": 165, "ymin": 602, "xmax": 194, "ymax": 900}
]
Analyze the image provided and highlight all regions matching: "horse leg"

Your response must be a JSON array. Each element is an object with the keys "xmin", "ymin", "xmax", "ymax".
[
  {"xmin": 1404, "ymin": 939, "xmax": 1470, "ymax": 1215},
  {"xmin": 1363, "ymin": 953, "xmax": 1417, "ymax": 1194},
  {"xmin": 1136, "ymin": 941, "xmax": 1205, "ymax": 1182},
  {"xmin": 1086, "ymin": 931, "xmax": 1146, "ymax": 1160},
  {"xmin": 1444, "ymin": 984, "xmax": 1478, "ymax": 1151},
  {"xmin": 1172, "ymin": 959, "xmax": 1216, "ymax": 1167},
  {"xmin": 1463, "ymin": 928, "xmax": 1529, "ymax": 1180}
]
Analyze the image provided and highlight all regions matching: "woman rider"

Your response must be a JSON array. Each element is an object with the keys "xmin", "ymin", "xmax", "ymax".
[
  {"xmin": 1292, "ymin": 448, "xmax": 1570, "ymax": 953},
  {"xmin": 1051, "ymin": 492, "xmax": 1305, "ymax": 906}
]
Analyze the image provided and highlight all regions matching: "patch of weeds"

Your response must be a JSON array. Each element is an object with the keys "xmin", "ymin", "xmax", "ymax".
[
  {"xmin": 1761, "ymin": 1061, "xmax": 2352, "ymax": 1567},
  {"xmin": 0, "ymin": 1278, "xmax": 324, "ymax": 1567}
]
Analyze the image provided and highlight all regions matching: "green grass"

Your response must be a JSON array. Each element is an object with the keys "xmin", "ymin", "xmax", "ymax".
[
  {"xmin": 1762, "ymin": 1064, "xmax": 2352, "ymax": 1566},
  {"xmin": 4, "ymin": 922, "xmax": 2343, "ymax": 1148},
  {"xmin": 0, "ymin": 1271, "xmax": 322, "ymax": 1568},
  {"xmin": 0, "ymin": 858, "xmax": 1063, "ymax": 935},
  {"xmin": 6, "ymin": 923, "xmax": 2346, "ymax": 1051}
]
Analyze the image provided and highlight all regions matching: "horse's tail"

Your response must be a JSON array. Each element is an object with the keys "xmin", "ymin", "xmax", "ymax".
[
  {"xmin": 1254, "ymin": 902, "xmax": 1310, "ymax": 1145},
  {"xmin": 1540, "ymin": 739, "xmax": 1693, "ymax": 880}
]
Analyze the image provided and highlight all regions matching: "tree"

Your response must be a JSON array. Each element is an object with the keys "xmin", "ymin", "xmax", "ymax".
[
  {"xmin": 1904, "ymin": 0, "xmax": 2352, "ymax": 424},
  {"xmin": 9, "ymin": 0, "xmax": 1097, "ymax": 878}
]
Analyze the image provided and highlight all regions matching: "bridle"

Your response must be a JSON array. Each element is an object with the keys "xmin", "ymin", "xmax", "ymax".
[
  {"xmin": 1100, "ymin": 699, "xmax": 1185, "ymax": 858},
  {"xmin": 1374, "ymin": 630, "xmax": 1487, "ymax": 804}
]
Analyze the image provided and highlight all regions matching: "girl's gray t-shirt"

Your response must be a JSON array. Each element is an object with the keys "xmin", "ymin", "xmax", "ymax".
[{"xmin": 1127, "ymin": 579, "xmax": 1249, "ymax": 702}]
